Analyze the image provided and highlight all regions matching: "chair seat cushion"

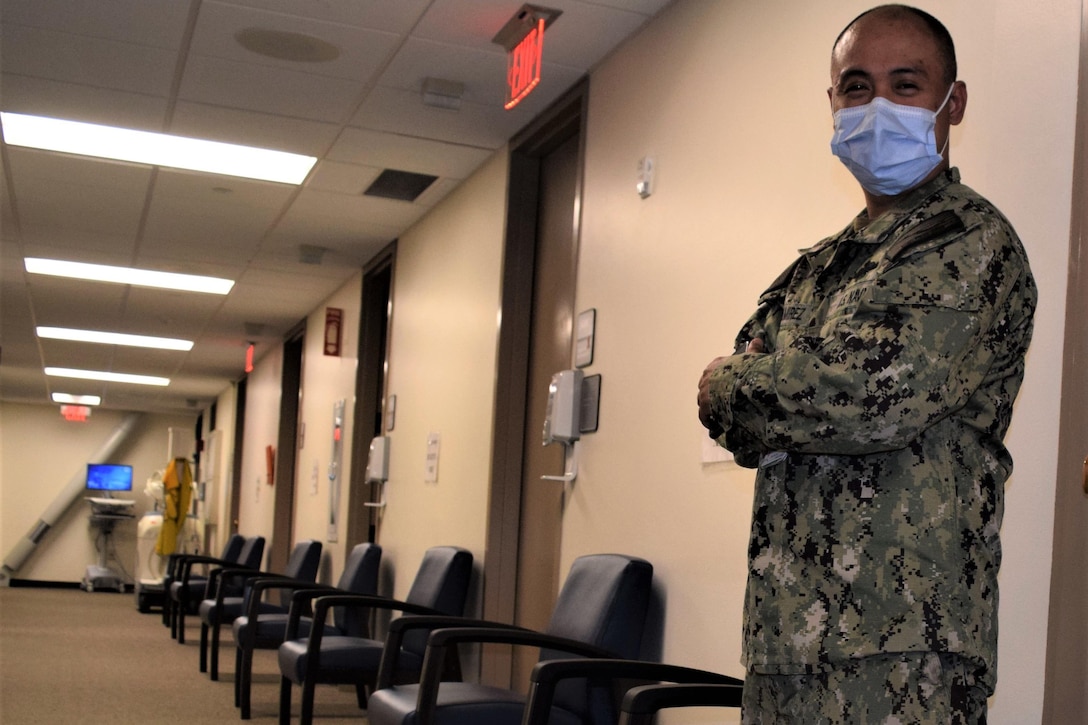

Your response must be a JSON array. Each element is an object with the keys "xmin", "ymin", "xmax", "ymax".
[
  {"xmin": 366, "ymin": 683, "xmax": 582, "ymax": 725},
  {"xmin": 198, "ymin": 597, "xmax": 245, "ymax": 624},
  {"xmin": 278, "ymin": 636, "xmax": 422, "ymax": 684}
]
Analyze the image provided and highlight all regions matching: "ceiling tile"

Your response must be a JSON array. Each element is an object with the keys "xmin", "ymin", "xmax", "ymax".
[
  {"xmin": 192, "ymin": 1, "xmax": 404, "ymax": 82},
  {"xmin": 1, "ymin": 24, "xmax": 179, "ymax": 97},
  {"xmin": 170, "ymin": 101, "xmax": 341, "ymax": 155},
  {"xmin": 178, "ymin": 54, "xmax": 365, "ymax": 123},
  {"xmin": 1, "ymin": 0, "xmax": 193, "ymax": 48},
  {"xmin": 327, "ymin": 128, "xmax": 494, "ymax": 179}
]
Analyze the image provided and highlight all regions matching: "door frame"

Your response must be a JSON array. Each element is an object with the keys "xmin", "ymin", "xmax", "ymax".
[
  {"xmin": 482, "ymin": 79, "xmax": 588, "ymax": 686},
  {"xmin": 347, "ymin": 241, "xmax": 396, "ymax": 547},
  {"xmin": 270, "ymin": 322, "xmax": 305, "ymax": 572},
  {"xmin": 1042, "ymin": 1, "xmax": 1088, "ymax": 719},
  {"xmin": 229, "ymin": 376, "xmax": 247, "ymax": 535}
]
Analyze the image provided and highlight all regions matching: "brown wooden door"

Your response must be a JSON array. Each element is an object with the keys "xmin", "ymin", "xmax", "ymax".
[{"xmin": 511, "ymin": 132, "xmax": 581, "ymax": 684}]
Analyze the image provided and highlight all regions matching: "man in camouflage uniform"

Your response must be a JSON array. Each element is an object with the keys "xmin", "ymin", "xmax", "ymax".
[{"xmin": 697, "ymin": 5, "xmax": 1036, "ymax": 723}]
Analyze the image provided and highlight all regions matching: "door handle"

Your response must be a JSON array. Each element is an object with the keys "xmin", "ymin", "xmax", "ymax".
[{"xmin": 1082, "ymin": 455, "xmax": 1087, "ymax": 496}]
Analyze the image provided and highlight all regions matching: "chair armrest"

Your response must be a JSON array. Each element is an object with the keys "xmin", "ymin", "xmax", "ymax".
[
  {"xmin": 304, "ymin": 594, "xmax": 449, "ymax": 676},
  {"xmin": 239, "ymin": 576, "xmax": 322, "ymax": 635},
  {"xmin": 285, "ymin": 587, "xmax": 345, "ymax": 639},
  {"xmin": 211, "ymin": 567, "xmax": 269, "ymax": 607},
  {"xmin": 413, "ymin": 627, "xmax": 617, "ymax": 725},
  {"xmin": 377, "ymin": 617, "xmax": 524, "ymax": 690},
  {"xmin": 178, "ymin": 554, "xmax": 240, "ymax": 583},
  {"xmin": 618, "ymin": 683, "xmax": 744, "ymax": 725},
  {"xmin": 523, "ymin": 659, "xmax": 744, "ymax": 725}
]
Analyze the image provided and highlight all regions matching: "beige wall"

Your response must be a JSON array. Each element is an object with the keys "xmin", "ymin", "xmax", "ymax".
[
  {"xmin": 290, "ymin": 272, "xmax": 363, "ymax": 583},
  {"xmin": 235, "ymin": 341, "xmax": 282, "ymax": 567},
  {"xmin": 372, "ymin": 149, "xmax": 508, "ymax": 604},
  {"xmin": 0, "ymin": 404, "xmax": 199, "ymax": 583},
  {"xmin": 201, "ymin": 383, "xmax": 237, "ymax": 557}
]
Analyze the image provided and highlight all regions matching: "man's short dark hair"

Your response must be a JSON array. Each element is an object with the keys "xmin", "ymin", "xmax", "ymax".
[{"xmin": 833, "ymin": 4, "xmax": 957, "ymax": 85}]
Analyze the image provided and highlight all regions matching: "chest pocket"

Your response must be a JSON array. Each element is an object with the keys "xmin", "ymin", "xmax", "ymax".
[{"xmin": 870, "ymin": 211, "xmax": 981, "ymax": 312}]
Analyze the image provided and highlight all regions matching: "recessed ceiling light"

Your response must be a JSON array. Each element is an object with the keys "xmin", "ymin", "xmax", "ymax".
[
  {"xmin": 25, "ymin": 257, "xmax": 234, "ymax": 294},
  {"xmin": 0, "ymin": 112, "xmax": 316, "ymax": 185},
  {"xmin": 51, "ymin": 393, "xmax": 103, "ymax": 406},
  {"xmin": 45, "ymin": 367, "xmax": 170, "ymax": 386},
  {"xmin": 37, "ymin": 326, "xmax": 194, "ymax": 351}
]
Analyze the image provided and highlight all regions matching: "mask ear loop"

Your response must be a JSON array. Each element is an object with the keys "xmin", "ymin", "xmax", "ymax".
[
  {"xmin": 935, "ymin": 83, "xmax": 957, "ymax": 156},
  {"xmin": 936, "ymin": 82, "xmax": 956, "ymax": 116}
]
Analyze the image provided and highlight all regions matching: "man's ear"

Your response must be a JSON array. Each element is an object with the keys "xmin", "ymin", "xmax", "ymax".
[{"xmin": 948, "ymin": 80, "xmax": 968, "ymax": 125}]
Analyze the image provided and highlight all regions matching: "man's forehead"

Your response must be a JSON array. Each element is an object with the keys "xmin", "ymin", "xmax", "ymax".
[{"xmin": 831, "ymin": 15, "xmax": 941, "ymax": 77}]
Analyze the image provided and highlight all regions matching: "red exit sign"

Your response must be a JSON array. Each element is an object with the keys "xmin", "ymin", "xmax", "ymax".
[
  {"xmin": 61, "ymin": 405, "xmax": 90, "ymax": 422},
  {"xmin": 505, "ymin": 18, "xmax": 545, "ymax": 110}
]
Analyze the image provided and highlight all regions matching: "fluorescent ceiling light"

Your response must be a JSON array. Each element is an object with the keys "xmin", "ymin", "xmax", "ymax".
[
  {"xmin": 45, "ymin": 367, "xmax": 170, "ymax": 387},
  {"xmin": 37, "ymin": 326, "xmax": 194, "ymax": 351},
  {"xmin": 1, "ymin": 112, "xmax": 316, "ymax": 185},
  {"xmin": 25, "ymin": 257, "xmax": 234, "ymax": 294},
  {"xmin": 51, "ymin": 393, "xmax": 102, "ymax": 406}
]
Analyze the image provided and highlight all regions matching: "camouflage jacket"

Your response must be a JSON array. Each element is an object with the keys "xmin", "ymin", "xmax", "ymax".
[{"xmin": 704, "ymin": 169, "xmax": 1036, "ymax": 690}]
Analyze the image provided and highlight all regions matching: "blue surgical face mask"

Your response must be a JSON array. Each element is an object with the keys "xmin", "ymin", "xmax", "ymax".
[{"xmin": 830, "ymin": 84, "xmax": 955, "ymax": 196}]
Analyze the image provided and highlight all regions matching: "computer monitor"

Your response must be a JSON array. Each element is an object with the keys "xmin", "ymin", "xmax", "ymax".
[{"xmin": 86, "ymin": 463, "xmax": 133, "ymax": 493}]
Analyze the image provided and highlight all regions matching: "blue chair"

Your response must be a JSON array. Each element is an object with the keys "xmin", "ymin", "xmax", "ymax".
[
  {"xmin": 172, "ymin": 535, "xmax": 264, "ymax": 643},
  {"xmin": 365, "ymin": 553, "xmax": 653, "ymax": 725},
  {"xmin": 198, "ymin": 540, "xmax": 322, "ymax": 680},
  {"xmin": 277, "ymin": 546, "xmax": 473, "ymax": 725},
  {"xmin": 162, "ymin": 533, "xmax": 244, "ymax": 628},
  {"xmin": 523, "ymin": 658, "xmax": 743, "ymax": 725},
  {"xmin": 232, "ymin": 542, "xmax": 382, "ymax": 719}
]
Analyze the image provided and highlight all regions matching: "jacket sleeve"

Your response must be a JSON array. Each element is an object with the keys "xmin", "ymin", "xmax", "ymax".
[{"xmin": 706, "ymin": 214, "xmax": 1034, "ymax": 460}]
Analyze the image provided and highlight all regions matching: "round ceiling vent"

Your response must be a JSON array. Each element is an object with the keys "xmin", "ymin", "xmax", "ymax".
[{"xmin": 234, "ymin": 28, "xmax": 340, "ymax": 63}]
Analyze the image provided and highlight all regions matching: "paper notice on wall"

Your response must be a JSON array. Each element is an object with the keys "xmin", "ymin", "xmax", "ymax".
[{"xmin": 701, "ymin": 433, "xmax": 734, "ymax": 464}]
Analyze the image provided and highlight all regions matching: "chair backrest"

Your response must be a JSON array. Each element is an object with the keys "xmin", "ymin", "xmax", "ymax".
[
  {"xmin": 401, "ymin": 546, "xmax": 474, "ymax": 656},
  {"xmin": 277, "ymin": 539, "xmax": 323, "ymax": 606},
  {"xmin": 217, "ymin": 536, "xmax": 266, "ymax": 598},
  {"xmin": 542, "ymin": 554, "xmax": 654, "ymax": 724},
  {"xmin": 238, "ymin": 536, "xmax": 266, "ymax": 569},
  {"xmin": 333, "ymin": 543, "xmax": 382, "ymax": 635},
  {"xmin": 220, "ymin": 533, "xmax": 245, "ymax": 562}
]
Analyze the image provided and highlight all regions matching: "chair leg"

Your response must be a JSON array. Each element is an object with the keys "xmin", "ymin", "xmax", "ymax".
[
  {"xmin": 199, "ymin": 623, "xmax": 209, "ymax": 673},
  {"xmin": 354, "ymin": 682, "xmax": 368, "ymax": 709},
  {"xmin": 234, "ymin": 645, "xmax": 243, "ymax": 707},
  {"xmin": 239, "ymin": 645, "xmax": 253, "ymax": 719},
  {"xmin": 300, "ymin": 676, "xmax": 317, "ymax": 725},
  {"xmin": 279, "ymin": 677, "xmax": 292, "ymax": 725},
  {"xmin": 210, "ymin": 622, "xmax": 221, "ymax": 681},
  {"xmin": 176, "ymin": 606, "xmax": 186, "ymax": 643}
]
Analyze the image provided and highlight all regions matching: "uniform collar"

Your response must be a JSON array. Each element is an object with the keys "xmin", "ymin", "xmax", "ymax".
[
  {"xmin": 797, "ymin": 168, "xmax": 961, "ymax": 257},
  {"xmin": 850, "ymin": 168, "xmax": 960, "ymax": 242}
]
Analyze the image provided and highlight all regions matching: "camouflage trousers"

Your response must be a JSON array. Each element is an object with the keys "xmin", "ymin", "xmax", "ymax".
[{"xmin": 741, "ymin": 652, "xmax": 988, "ymax": 724}]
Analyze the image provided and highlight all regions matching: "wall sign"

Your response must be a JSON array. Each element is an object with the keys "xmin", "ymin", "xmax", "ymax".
[
  {"xmin": 504, "ymin": 18, "xmax": 544, "ymax": 110},
  {"xmin": 324, "ymin": 307, "xmax": 343, "ymax": 356}
]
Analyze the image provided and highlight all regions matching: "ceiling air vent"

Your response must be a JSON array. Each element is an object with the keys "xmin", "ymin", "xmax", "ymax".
[{"xmin": 364, "ymin": 169, "xmax": 438, "ymax": 202}]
